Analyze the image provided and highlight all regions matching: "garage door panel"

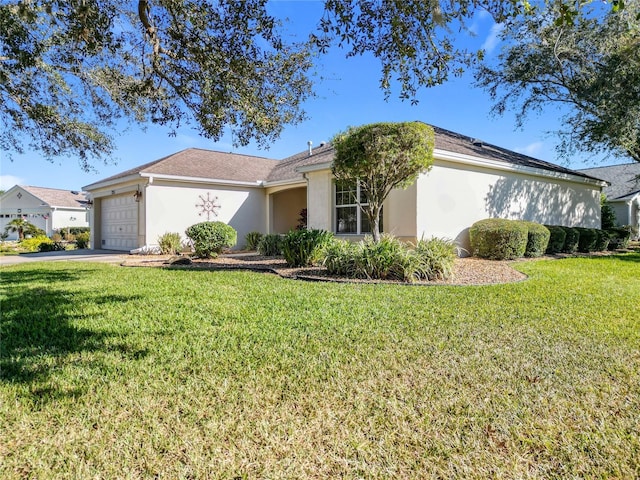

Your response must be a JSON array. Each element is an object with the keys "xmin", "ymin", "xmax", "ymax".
[{"xmin": 101, "ymin": 195, "xmax": 138, "ymax": 251}]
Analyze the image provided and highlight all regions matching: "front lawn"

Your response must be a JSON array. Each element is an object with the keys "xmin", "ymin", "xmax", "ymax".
[{"xmin": 1, "ymin": 255, "xmax": 639, "ymax": 478}]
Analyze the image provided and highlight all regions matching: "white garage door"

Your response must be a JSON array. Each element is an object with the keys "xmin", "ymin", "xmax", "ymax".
[{"xmin": 101, "ymin": 195, "xmax": 138, "ymax": 251}]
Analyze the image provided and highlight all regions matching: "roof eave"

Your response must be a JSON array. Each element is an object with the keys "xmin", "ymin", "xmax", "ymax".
[
  {"xmin": 140, "ymin": 172, "xmax": 264, "ymax": 187},
  {"xmin": 295, "ymin": 161, "xmax": 333, "ymax": 174},
  {"xmin": 83, "ymin": 173, "xmax": 143, "ymax": 191},
  {"xmin": 47, "ymin": 205, "xmax": 89, "ymax": 210},
  {"xmin": 263, "ymin": 178, "xmax": 307, "ymax": 188},
  {"xmin": 433, "ymin": 149, "xmax": 608, "ymax": 187}
]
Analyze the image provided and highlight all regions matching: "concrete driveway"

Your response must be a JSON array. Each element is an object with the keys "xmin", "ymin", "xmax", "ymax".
[{"xmin": 0, "ymin": 249, "xmax": 129, "ymax": 266}]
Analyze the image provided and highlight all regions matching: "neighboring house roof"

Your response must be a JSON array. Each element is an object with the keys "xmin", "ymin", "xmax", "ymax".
[
  {"xmin": 13, "ymin": 185, "xmax": 88, "ymax": 208},
  {"xmin": 84, "ymin": 148, "xmax": 279, "ymax": 189},
  {"xmin": 577, "ymin": 163, "xmax": 640, "ymax": 201}
]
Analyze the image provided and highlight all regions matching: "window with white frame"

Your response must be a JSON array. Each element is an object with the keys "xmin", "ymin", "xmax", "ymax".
[{"xmin": 334, "ymin": 179, "xmax": 382, "ymax": 234}]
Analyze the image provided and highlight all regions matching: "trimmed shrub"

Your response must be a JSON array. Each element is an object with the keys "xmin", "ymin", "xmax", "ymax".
[
  {"xmin": 561, "ymin": 227, "xmax": 579, "ymax": 253},
  {"xmin": 594, "ymin": 229, "xmax": 610, "ymax": 251},
  {"xmin": 607, "ymin": 227, "xmax": 631, "ymax": 250},
  {"xmin": 158, "ymin": 232, "xmax": 182, "ymax": 255},
  {"xmin": 413, "ymin": 237, "xmax": 457, "ymax": 281},
  {"xmin": 544, "ymin": 225, "xmax": 566, "ymax": 254},
  {"xmin": 244, "ymin": 231, "xmax": 263, "ymax": 250},
  {"xmin": 575, "ymin": 227, "xmax": 598, "ymax": 253},
  {"xmin": 75, "ymin": 232, "xmax": 90, "ymax": 249},
  {"xmin": 282, "ymin": 229, "xmax": 333, "ymax": 267},
  {"xmin": 57, "ymin": 226, "xmax": 90, "ymax": 238},
  {"xmin": 185, "ymin": 221, "xmax": 237, "ymax": 258},
  {"xmin": 20, "ymin": 236, "xmax": 52, "ymax": 252},
  {"xmin": 257, "ymin": 233, "xmax": 283, "ymax": 256},
  {"xmin": 469, "ymin": 219, "xmax": 528, "ymax": 260},
  {"xmin": 521, "ymin": 221, "xmax": 550, "ymax": 257},
  {"xmin": 38, "ymin": 240, "xmax": 66, "ymax": 252}
]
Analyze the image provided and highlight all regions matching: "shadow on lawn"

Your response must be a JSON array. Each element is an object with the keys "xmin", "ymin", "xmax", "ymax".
[
  {"xmin": 0, "ymin": 267, "xmax": 148, "ymax": 402},
  {"xmin": 613, "ymin": 252, "xmax": 640, "ymax": 263}
]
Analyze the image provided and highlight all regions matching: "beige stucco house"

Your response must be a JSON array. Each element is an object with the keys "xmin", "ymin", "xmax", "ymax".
[
  {"xmin": 578, "ymin": 163, "xmax": 640, "ymax": 238},
  {"xmin": 83, "ymin": 125, "xmax": 606, "ymax": 253},
  {"xmin": 0, "ymin": 185, "xmax": 89, "ymax": 240}
]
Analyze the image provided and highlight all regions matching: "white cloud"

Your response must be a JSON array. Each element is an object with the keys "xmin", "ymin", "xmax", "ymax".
[
  {"xmin": 515, "ymin": 141, "xmax": 544, "ymax": 157},
  {"xmin": 481, "ymin": 23, "xmax": 504, "ymax": 54},
  {"xmin": 0, "ymin": 175, "xmax": 25, "ymax": 191},
  {"xmin": 469, "ymin": 9, "xmax": 491, "ymax": 34}
]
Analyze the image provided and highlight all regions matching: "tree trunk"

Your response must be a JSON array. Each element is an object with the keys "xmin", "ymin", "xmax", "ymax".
[{"xmin": 367, "ymin": 205, "xmax": 381, "ymax": 243}]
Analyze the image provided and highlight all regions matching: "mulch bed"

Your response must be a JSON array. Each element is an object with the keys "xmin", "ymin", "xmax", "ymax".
[
  {"xmin": 121, "ymin": 252, "xmax": 530, "ymax": 286},
  {"xmin": 120, "ymin": 246, "xmax": 639, "ymax": 286}
]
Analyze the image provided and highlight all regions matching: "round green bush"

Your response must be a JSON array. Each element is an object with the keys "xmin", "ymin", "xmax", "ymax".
[
  {"xmin": 185, "ymin": 221, "xmax": 236, "ymax": 258},
  {"xmin": 575, "ymin": 227, "xmax": 598, "ymax": 253},
  {"xmin": 520, "ymin": 221, "xmax": 550, "ymax": 258},
  {"xmin": 560, "ymin": 227, "xmax": 579, "ymax": 253},
  {"xmin": 469, "ymin": 219, "xmax": 528, "ymax": 260},
  {"xmin": 544, "ymin": 225, "xmax": 566, "ymax": 254}
]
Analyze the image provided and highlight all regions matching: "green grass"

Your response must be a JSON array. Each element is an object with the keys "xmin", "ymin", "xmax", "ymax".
[{"xmin": 1, "ymin": 255, "xmax": 639, "ymax": 479}]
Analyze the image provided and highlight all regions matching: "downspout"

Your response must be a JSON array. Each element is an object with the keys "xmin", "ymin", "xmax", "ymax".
[
  {"xmin": 142, "ymin": 178, "xmax": 153, "ymax": 248},
  {"xmin": 303, "ymin": 172, "xmax": 309, "ymax": 230}
]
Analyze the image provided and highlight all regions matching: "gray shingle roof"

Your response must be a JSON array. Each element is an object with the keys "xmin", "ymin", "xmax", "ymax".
[
  {"xmin": 20, "ymin": 185, "xmax": 88, "ymax": 208},
  {"xmin": 85, "ymin": 125, "xmax": 604, "ymax": 190},
  {"xmin": 268, "ymin": 125, "xmax": 603, "ymax": 183},
  {"xmin": 578, "ymin": 163, "xmax": 640, "ymax": 200},
  {"xmin": 84, "ymin": 148, "xmax": 279, "ymax": 188},
  {"xmin": 267, "ymin": 143, "xmax": 335, "ymax": 183},
  {"xmin": 431, "ymin": 126, "xmax": 599, "ymax": 181}
]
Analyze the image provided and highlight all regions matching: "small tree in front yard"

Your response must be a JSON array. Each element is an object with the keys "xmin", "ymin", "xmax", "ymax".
[
  {"xmin": 4, "ymin": 218, "xmax": 43, "ymax": 241},
  {"xmin": 601, "ymin": 194, "xmax": 617, "ymax": 229},
  {"xmin": 332, "ymin": 122, "xmax": 435, "ymax": 242}
]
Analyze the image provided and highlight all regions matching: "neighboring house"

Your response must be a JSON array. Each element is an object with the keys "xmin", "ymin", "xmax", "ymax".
[
  {"xmin": 83, "ymin": 125, "xmax": 606, "ymax": 253},
  {"xmin": 578, "ymin": 163, "xmax": 640, "ymax": 236},
  {"xmin": 0, "ymin": 185, "xmax": 90, "ymax": 240}
]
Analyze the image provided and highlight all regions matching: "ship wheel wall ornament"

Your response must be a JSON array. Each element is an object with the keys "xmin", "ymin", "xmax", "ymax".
[{"xmin": 196, "ymin": 193, "xmax": 221, "ymax": 220}]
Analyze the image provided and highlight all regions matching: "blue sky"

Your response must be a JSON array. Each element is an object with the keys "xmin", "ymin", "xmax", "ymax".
[{"xmin": 0, "ymin": 1, "xmax": 620, "ymax": 192}]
